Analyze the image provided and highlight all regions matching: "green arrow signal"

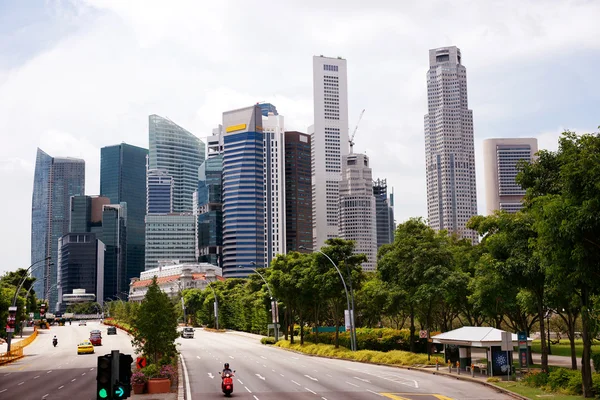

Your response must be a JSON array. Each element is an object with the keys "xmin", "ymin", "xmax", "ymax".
[
  {"xmin": 98, "ymin": 388, "xmax": 108, "ymax": 398},
  {"xmin": 115, "ymin": 386, "xmax": 124, "ymax": 397}
]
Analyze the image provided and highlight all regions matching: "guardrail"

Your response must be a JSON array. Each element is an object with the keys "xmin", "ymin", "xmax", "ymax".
[{"xmin": 0, "ymin": 327, "xmax": 38, "ymax": 365}]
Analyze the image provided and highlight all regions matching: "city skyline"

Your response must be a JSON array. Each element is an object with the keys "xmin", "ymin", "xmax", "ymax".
[{"xmin": 3, "ymin": 1, "xmax": 600, "ymax": 274}]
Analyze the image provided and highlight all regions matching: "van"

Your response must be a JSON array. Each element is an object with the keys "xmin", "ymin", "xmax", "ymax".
[{"xmin": 181, "ymin": 327, "xmax": 194, "ymax": 338}]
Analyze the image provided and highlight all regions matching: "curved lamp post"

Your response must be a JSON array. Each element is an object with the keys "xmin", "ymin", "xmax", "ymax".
[
  {"xmin": 241, "ymin": 263, "xmax": 279, "ymax": 341},
  {"xmin": 299, "ymin": 246, "xmax": 357, "ymax": 351},
  {"xmin": 206, "ymin": 276, "xmax": 219, "ymax": 330}
]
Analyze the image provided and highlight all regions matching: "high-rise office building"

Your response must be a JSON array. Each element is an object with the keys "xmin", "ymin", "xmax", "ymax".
[
  {"xmin": 222, "ymin": 105, "xmax": 265, "ymax": 278},
  {"xmin": 424, "ymin": 46, "xmax": 478, "ymax": 242},
  {"xmin": 102, "ymin": 203, "xmax": 127, "ymax": 300},
  {"xmin": 57, "ymin": 233, "xmax": 104, "ymax": 312},
  {"xmin": 148, "ymin": 115, "xmax": 206, "ymax": 213},
  {"xmin": 31, "ymin": 149, "xmax": 85, "ymax": 311},
  {"xmin": 339, "ymin": 153, "xmax": 377, "ymax": 272},
  {"xmin": 262, "ymin": 108, "xmax": 286, "ymax": 265},
  {"xmin": 483, "ymin": 138, "xmax": 538, "ymax": 215},
  {"xmin": 284, "ymin": 131, "xmax": 312, "ymax": 253},
  {"xmin": 100, "ymin": 143, "xmax": 148, "ymax": 285},
  {"xmin": 195, "ymin": 155, "xmax": 224, "ymax": 268},
  {"xmin": 69, "ymin": 195, "xmax": 109, "ymax": 234},
  {"xmin": 373, "ymin": 178, "xmax": 394, "ymax": 248},
  {"xmin": 311, "ymin": 56, "xmax": 349, "ymax": 250},
  {"xmin": 147, "ymin": 169, "xmax": 174, "ymax": 214},
  {"xmin": 144, "ymin": 214, "xmax": 196, "ymax": 270}
]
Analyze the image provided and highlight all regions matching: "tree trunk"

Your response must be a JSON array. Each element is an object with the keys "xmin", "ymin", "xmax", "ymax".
[
  {"xmin": 289, "ymin": 307, "xmax": 295, "ymax": 344},
  {"xmin": 538, "ymin": 304, "xmax": 548, "ymax": 373},
  {"xmin": 580, "ymin": 287, "xmax": 593, "ymax": 398},
  {"xmin": 284, "ymin": 306, "xmax": 288, "ymax": 341},
  {"xmin": 314, "ymin": 306, "xmax": 319, "ymax": 344},
  {"xmin": 300, "ymin": 311, "xmax": 304, "ymax": 345},
  {"xmin": 568, "ymin": 319, "xmax": 577, "ymax": 370},
  {"xmin": 409, "ymin": 310, "xmax": 416, "ymax": 353}
]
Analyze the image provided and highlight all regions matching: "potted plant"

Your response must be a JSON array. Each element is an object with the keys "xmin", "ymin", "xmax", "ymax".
[
  {"xmin": 131, "ymin": 371, "xmax": 147, "ymax": 394},
  {"xmin": 144, "ymin": 364, "xmax": 170, "ymax": 394},
  {"xmin": 160, "ymin": 364, "xmax": 177, "ymax": 385}
]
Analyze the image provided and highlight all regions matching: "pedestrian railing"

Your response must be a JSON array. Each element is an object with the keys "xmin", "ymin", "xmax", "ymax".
[{"xmin": 0, "ymin": 327, "xmax": 38, "ymax": 365}]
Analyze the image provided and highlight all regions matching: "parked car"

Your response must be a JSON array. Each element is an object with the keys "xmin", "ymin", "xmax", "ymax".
[
  {"xmin": 90, "ymin": 330, "xmax": 102, "ymax": 346},
  {"xmin": 77, "ymin": 340, "xmax": 94, "ymax": 355},
  {"xmin": 106, "ymin": 326, "xmax": 117, "ymax": 335},
  {"xmin": 181, "ymin": 327, "xmax": 194, "ymax": 338}
]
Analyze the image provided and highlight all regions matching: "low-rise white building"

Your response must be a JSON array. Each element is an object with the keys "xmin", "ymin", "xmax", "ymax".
[{"xmin": 129, "ymin": 261, "xmax": 223, "ymax": 302}]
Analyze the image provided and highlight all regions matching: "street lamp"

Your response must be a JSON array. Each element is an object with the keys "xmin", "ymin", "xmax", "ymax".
[
  {"xmin": 299, "ymin": 246, "xmax": 357, "ymax": 351},
  {"xmin": 240, "ymin": 263, "xmax": 279, "ymax": 341},
  {"xmin": 206, "ymin": 275, "xmax": 219, "ymax": 330}
]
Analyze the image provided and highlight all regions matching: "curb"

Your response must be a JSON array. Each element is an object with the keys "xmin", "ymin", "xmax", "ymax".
[
  {"xmin": 177, "ymin": 355, "xmax": 185, "ymax": 400},
  {"xmin": 271, "ymin": 344, "xmax": 528, "ymax": 400}
]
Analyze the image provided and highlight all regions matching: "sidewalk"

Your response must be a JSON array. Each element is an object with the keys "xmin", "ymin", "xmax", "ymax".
[{"xmin": 0, "ymin": 326, "xmax": 37, "ymax": 352}]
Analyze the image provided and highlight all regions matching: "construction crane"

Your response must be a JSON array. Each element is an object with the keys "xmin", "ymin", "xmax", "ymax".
[{"xmin": 349, "ymin": 109, "xmax": 365, "ymax": 154}]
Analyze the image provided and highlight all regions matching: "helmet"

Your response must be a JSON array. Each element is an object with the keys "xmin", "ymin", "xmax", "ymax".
[{"xmin": 224, "ymin": 363, "xmax": 229, "ymax": 369}]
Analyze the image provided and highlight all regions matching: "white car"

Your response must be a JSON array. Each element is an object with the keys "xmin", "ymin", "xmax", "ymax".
[{"xmin": 181, "ymin": 327, "xmax": 194, "ymax": 338}]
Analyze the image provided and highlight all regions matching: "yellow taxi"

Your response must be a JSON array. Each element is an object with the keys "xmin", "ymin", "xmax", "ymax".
[{"xmin": 77, "ymin": 340, "xmax": 95, "ymax": 355}]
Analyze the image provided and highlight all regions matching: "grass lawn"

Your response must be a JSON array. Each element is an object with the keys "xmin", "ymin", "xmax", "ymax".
[
  {"xmin": 530, "ymin": 339, "xmax": 600, "ymax": 358},
  {"xmin": 494, "ymin": 381, "xmax": 584, "ymax": 400}
]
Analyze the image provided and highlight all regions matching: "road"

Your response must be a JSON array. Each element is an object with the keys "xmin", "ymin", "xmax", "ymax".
[
  {"xmin": 0, "ymin": 320, "xmax": 135, "ymax": 400},
  {"xmin": 178, "ymin": 329, "xmax": 513, "ymax": 400}
]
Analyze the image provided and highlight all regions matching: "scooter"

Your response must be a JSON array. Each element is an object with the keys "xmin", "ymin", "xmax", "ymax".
[
  {"xmin": 219, "ymin": 370, "xmax": 235, "ymax": 397},
  {"xmin": 52, "ymin": 338, "xmax": 58, "ymax": 347}
]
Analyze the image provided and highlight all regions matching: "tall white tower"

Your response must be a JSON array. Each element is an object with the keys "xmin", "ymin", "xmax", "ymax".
[
  {"xmin": 339, "ymin": 153, "xmax": 377, "ymax": 272},
  {"xmin": 262, "ymin": 107, "xmax": 286, "ymax": 265},
  {"xmin": 311, "ymin": 56, "xmax": 349, "ymax": 249},
  {"xmin": 424, "ymin": 46, "xmax": 478, "ymax": 242}
]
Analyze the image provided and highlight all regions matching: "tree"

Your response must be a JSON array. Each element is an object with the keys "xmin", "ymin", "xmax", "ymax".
[
  {"xmin": 517, "ymin": 130, "xmax": 600, "ymax": 397},
  {"xmin": 131, "ymin": 277, "xmax": 179, "ymax": 364}
]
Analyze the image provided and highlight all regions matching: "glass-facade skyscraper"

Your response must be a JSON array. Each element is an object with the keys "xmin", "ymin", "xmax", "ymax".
[
  {"xmin": 100, "ymin": 143, "xmax": 148, "ymax": 284},
  {"xmin": 222, "ymin": 105, "xmax": 265, "ymax": 277},
  {"xmin": 147, "ymin": 169, "xmax": 173, "ymax": 214},
  {"xmin": 148, "ymin": 115, "xmax": 206, "ymax": 213},
  {"xmin": 196, "ymin": 155, "xmax": 223, "ymax": 268},
  {"xmin": 31, "ymin": 148, "xmax": 85, "ymax": 311}
]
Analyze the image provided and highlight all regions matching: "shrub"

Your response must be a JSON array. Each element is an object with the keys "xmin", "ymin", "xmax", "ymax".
[
  {"xmin": 141, "ymin": 364, "xmax": 159, "ymax": 379},
  {"xmin": 487, "ymin": 377, "xmax": 500, "ymax": 383},
  {"xmin": 159, "ymin": 364, "xmax": 177, "ymax": 381},
  {"xmin": 523, "ymin": 370, "xmax": 549, "ymax": 387},
  {"xmin": 131, "ymin": 371, "xmax": 147, "ymax": 385},
  {"xmin": 261, "ymin": 337, "xmax": 276, "ymax": 345},
  {"xmin": 592, "ymin": 352, "xmax": 600, "ymax": 373},
  {"xmin": 547, "ymin": 368, "xmax": 576, "ymax": 391}
]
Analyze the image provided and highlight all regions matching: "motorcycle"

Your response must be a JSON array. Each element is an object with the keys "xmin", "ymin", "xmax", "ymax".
[
  {"xmin": 219, "ymin": 370, "xmax": 235, "ymax": 397},
  {"xmin": 52, "ymin": 338, "xmax": 58, "ymax": 347}
]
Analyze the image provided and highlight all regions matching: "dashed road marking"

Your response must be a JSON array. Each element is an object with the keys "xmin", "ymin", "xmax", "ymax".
[
  {"xmin": 367, "ymin": 389, "xmax": 384, "ymax": 397},
  {"xmin": 237, "ymin": 379, "xmax": 244, "ymax": 385},
  {"xmin": 291, "ymin": 380, "xmax": 301, "ymax": 386},
  {"xmin": 306, "ymin": 387, "xmax": 316, "ymax": 394},
  {"xmin": 0, "ymin": 389, "xmax": 6, "ymax": 393},
  {"xmin": 245, "ymin": 386, "xmax": 252, "ymax": 393},
  {"xmin": 17, "ymin": 382, "xmax": 24, "ymax": 386},
  {"xmin": 345, "ymin": 381, "xmax": 359, "ymax": 387},
  {"xmin": 58, "ymin": 385, "xmax": 64, "ymax": 390},
  {"xmin": 71, "ymin": 378, "xmax": 76, "ymax": 382},
  {"xmin": 46, "ymin": 371, "xmax": 52, "ymax": 374},
  {"xmin": 42, "ymin": 394, "xmax": 49, "ymax": 398},
  {"xmin": 34, "ymin": 375, "xmax": 40, "ymax": 379}
]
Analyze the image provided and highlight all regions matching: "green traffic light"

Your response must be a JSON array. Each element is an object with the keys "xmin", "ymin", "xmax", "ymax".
[
  {"xmin": 115, "ymin": 386, "xmax": 125, "ymax": 397},
  {"xmin": 98, "ymin": 388, "xmax": 108, "ymax": 398}
]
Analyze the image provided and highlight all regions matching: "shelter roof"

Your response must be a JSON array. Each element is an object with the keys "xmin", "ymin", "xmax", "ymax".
[{"xmin": 431, "ymin": 326, "xmax": 532, "ymax": 348}]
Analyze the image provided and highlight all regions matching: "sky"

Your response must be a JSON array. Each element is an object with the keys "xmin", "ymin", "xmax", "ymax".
[{"xmin": 1, "ymin": 0, "xmax": 599, "ymax": 275}]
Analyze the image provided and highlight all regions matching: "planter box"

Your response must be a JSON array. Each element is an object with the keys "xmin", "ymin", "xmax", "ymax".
[
  {"xmin": 132, "ymin": 382, "xmax": 146, "ymax": 394},
  {"xmin": 147, "ymin": 378, "xmax": 170, "ymax": 394}
]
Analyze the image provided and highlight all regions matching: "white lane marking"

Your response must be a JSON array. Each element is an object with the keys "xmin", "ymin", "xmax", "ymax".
[
  {"xmin": 208, "ymin": 373, "xmax": 214, "ymax": 379},
  {"xmin": 367, "ymin": 389, "xmax": 384, "ymax": 397},
  {"xmin": 229, "ymin": 356, "xmax": 234, "ymax": 359},
  {"xmin": 82, "ymin": 373, "xmax": 86, "ymax": 376},
  {"xmin": 322, "ymin": 398, "xmax": 328, "ymax": 400},
  {"xmin": 291, "ymin": 357, "xmax": 299, "ymax": 359},
  {"xmin": 71, "ymin": 378, "xmax": 76, "ymax": 382},
  {"xmin": 256, "ymin": 374, "xmax": 265, "ymax": 380},
  {"xmin": 237, "ymin": 379, "xmax": 244, "ymax": 385},
  {"xmin": 354, "ymin": 377, "xmax": 370, "ymax": 383},
  {"xmin": 272, "ymin": 369, "xmax": 276, "ymax": 372},
  {"xmin": 58, "ymin": 385, "xmax": 64, "ymax": 390},
  {"xmin": 90, "ymin": 368, "xmax": 94, "ymax": 371},
  {"xmin": 245, "ymin": 386, "xmax": 252, "ymax": 393},
  {"xmin": 346, "ymin": 367, "xmax": 419, "ymax": 388},
  {"xmin": 326, "ymin": 374, "xmax": 332, "ymax": 378},
  {"xmin": 2, "ymin": 374, "xmax": 9, "ymax": 376},
  {"xmin": 260, "ymin": 356, "xmax": 267, "ymax": 359},
  {"xmin": 196, "ymin": 356, "xmax": 201, "ymax": 359},
  {"xmin": 17, "ymin": 382, "xmax": 24, "ymax": 386},
  {"xmin": 263, "ymin": 364, "xmax": 267, "ymax": 368},
  {"xmin": 345, "ymin": 381, "xmax": 359, "ymax": 387},
  {"xmin": 46, "ymin": 371, "xmax": 52, "ymax": 374},
  {"xmin": 291, "ymin": 380, "xmax": 301, "ymax": 386},
  {"xmin": 0, "ymin": 389, "xmax": 6, "ymax": 393},
  {"xmin": 254, "ymin": 396, "xmax": 260, "ymax": 400},
  {"xmin": 280, "ymin": 374, "xmax": 284, "ymax": 377},
  {"xmin": 42, "ymin": 394, "xmax": 49, "ymax": 398},
  {"xmin": 34, "ymin": 375, "xmax": 40, "ymax": 379},
  {"xmin": 180, "ymin": 354, "xmax": 192, "ymax": 400},
  {"xmin": 305, "ymin": 387, "xmax": 317, "ymax": 394},
  {"xmin": 304, "ymin": 375, "xmax": 318, "ymax": 381}
]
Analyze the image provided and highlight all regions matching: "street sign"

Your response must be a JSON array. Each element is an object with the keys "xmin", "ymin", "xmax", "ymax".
[
  {"xmin": 501, "ymin": 331, "xmax": 512, "ymax": 351},
  {"xmin": 136, "ymin": 356, "xmax": 147, "ymax": 370},
  {"xmin": 267, "ymin": 324, "xmax": 281, "ymax": 329},
  {"xmin": 6, "ymin": 327, "xmax": 14, "ymax": 333},
  {"xmin": 419, "ymin": 330, "xmax": 428, "ymax": 339},
  {"xmin": 518, "ymin": 331, "xmax": 528, "ymax": 349}
]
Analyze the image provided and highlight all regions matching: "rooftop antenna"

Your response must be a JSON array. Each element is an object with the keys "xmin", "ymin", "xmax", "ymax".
[{"xmin": 349, "ymin": 109, "xmax": 365, "ymax": 154}]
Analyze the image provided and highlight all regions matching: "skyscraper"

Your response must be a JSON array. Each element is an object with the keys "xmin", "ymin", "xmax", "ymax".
[
  {"xmin": 424, "ymin": 46, "xmax": 478, "ymax": 242},
  {"xmin": 148, "ymin": 115, "xmax": 206, "ymax": 213},
  {"xmin": 339, "ymin": 153, "xmax": 377, "ymax": 272},
  {"xmin": 222, "ymin": 105, "xmax": 265, "ymax": 278},
  {"xmin": 31, "ymin": 149, "xmax": 85, "ymax": 310},
  {"xmin": 311, "ymin": 55, "xmax": 349, "ymax": 250},
  {"xmin": 262, "ymin": 107, "xmax": 286, "ymax": 265},
  {"xmin": 147, "ymin": 169, "xmax": 174, "ymax": 214},
  {"xmin": 69, "ymin": 195, "xmax": 109, "ymax": 234},
  {"xmin": 102, "ymin": 203, "xmax": 127, "ymax": 300},
  {"xmin": 100, "ymin": 143, "xmax": 148, "ymax": 284},
  {"xmin": 144, "ymin": 214, "xmax": 196, "ymax": 270},
  {"xmin": 373, "ymin": 178, "xmax": 394, "ymax": 248},
  {"xmin": 483, "ymin": 138, "xmax": 538, "ymax": 215},
  {"xmin": 284, "ymin": 131, "xmax": 312, "ymax": 253},
  {"xmin": 195, "ymin": 155, "xmax": 223, "ymax": 268}
]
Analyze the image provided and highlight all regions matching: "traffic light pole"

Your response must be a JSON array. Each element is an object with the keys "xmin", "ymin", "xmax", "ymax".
[{"xmin": 111, "ymin": 350, "xmax": 119, "ymax": 396}]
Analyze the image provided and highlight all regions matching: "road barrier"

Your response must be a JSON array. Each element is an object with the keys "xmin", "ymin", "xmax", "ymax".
[{"xmin": 0, "ymin": 327, "xmax": 38, "ymax": 365}]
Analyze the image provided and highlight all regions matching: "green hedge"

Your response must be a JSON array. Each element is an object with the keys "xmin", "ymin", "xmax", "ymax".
[
  {"xmin": 303, "ymin": 328, "xmax": 415, "ymax": 352},
  {"xmin": 523, "ymin": 367, "xmax": 600, "ymax": 396}
]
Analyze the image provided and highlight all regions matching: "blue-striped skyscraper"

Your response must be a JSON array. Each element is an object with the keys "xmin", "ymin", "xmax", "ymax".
[{"xmin": 222, "ymin": 105, "xmax": 265, "ymax": 277}]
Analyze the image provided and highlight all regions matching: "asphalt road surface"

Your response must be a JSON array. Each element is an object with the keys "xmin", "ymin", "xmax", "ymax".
[
  {"xmin": 0, "ymin": 320, "xmax": 135, "ymax": 400},
  {"xmin": 178, "ymin": 329, "xmax": 513, "ymax": 400}
]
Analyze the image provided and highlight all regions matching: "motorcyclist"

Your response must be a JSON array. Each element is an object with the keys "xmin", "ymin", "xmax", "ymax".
[
  {"xmin": 222, "ymin": 363, "xmax": 233, "ymax": 377},
  {"xmin": 52, "ymin": 335, "xmax": 58, "ymax": 346}
]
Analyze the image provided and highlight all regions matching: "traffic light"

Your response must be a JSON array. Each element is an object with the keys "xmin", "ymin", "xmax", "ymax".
[
  {"xmin": 7, "ymin": 306, "xmax": 17, "ymax": 332},
  {"xmin": 116, "ymin": 353, "xmax": 133, "ymax": 399},
  {"xmin": 97, "ymin": 354, "xmax": 113, "ymax": 400}
]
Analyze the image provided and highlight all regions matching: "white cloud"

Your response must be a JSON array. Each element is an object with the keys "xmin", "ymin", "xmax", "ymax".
[{"xmin": 1, "ymin": 0, "xmax": 599, "ymax": 273}]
